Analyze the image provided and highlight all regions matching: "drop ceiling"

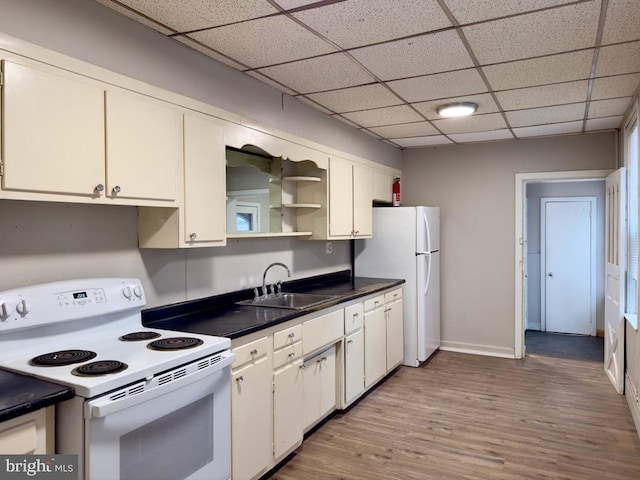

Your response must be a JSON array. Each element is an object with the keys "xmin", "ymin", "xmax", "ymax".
[{"xmin": 94, "ymin": 0, "xmax": 640, "ymax": 148}]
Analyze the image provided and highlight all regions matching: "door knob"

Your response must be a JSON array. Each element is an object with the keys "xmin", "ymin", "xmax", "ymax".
[{"xmin": 548, "ymin": 272, "xmax": 554, "ymax": 278}]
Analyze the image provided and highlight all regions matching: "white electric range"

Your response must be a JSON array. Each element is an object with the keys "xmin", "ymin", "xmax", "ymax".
[{"xmin": 0, "ymin": 278, "xmax": 234, "ymax": 480}]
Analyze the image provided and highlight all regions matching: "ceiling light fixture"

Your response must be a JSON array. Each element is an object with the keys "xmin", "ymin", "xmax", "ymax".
[{"xmin": 436, "ymin": 102, "xmax": 478, "ymax": 118}]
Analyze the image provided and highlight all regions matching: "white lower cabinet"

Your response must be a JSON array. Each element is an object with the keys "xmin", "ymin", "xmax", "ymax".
[
  {"xmin": 385, "ymin": 289, "xmax": 404, "ymax": 371},
  {"xmin": 273, "ymin": 359, "xmax": 304, "ymax": 460},
  {"xmin": 302, "ymin": 346, "xmax": 336, "ymax": 431},
  {"xmin": 0, "ymin": 407, "xmax": 53, "ymax": 454},
  {"xmin": 343, "ymin": 329, "xmax": 365, "ymax": 406},
  {"xmin": 364, "ymin": 295, "xmax": 387, "ymax": 388}
]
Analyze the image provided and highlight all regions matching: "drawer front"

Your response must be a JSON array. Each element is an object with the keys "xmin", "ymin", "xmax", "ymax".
[
  {"xmin": 233, "ymin": 336, "xmax": 269, "ymax": 369},
  {"xmin": 274, "ymin": 324, "xmax": 303, "ymax": 350},
  {"xmin": 303, "ymin": 309, "xmax": 344, "ymax": 355},
  {"xmin": 273, "ymin": 342, "xmax": 303, "ymax": 369},
  {"xmin": 344, "ymin": 303, "xmax": 364, "ymax": 334},
  {"xmin": 363, "ymin": 295, "xmax": 384, "ymax": 312},
  {"xmin": 384, "ymin": 288, "xmax": 403, "ymax": 304}
]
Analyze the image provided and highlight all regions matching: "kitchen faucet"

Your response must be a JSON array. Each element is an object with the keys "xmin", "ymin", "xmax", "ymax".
[{"xmin": 259, "ymin": 262, "xmax": 291, "ymax": 298}]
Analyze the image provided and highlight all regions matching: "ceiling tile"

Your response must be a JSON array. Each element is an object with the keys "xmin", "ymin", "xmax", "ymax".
[
  {"xmin": 496, "ymin": 80, "xmax": 589, "ymax": 110},
  {"xmin": 350, "ymin": 30, "xmax": 474, "ymax": 81},
  {"xmin": 369, "ymin": 122, "xmax": 439, "ymax": 138},
  {"xmin": 387, "ymin": 69, "xmax": 487, "ymax": 103},
  {"xmin": 442, "ymin": 0, "xmax": 579, "ymax": 24},
  {"xmin": 592, "ymin": 73, "xmax": 640, "ymax": 100},
  {"xmin": 394, "ymin": 136, "xmax": 454, "ymax": 147},
  {"xmin": 448, "ymin": 129, "xmax": 515, "ymax": 143},
  {"xmin": 94, "ymin": 0, "xmax": 176, "ymax": 33},
  {"xmin": 514, "ymin": 121, "xmax": 583, "ymax": 138},
  {"xmin": 189, "ymin": 16, "xmax": 336, "ymax": 68},
  {"xmin": 292, "ymin": 0, "xmax": 451, "ymax": 49},
  {"xmin": 304, "ymin": 84, "xmax": 402, "ymax": 113},
  {"xmin": 175, "ymin": 36, "xmax": 247, "ymax": 69},
  {"xmin": 588, "ymin": 97, "xmax": 633, "ymax": 118},
  {"xmin": 245, "ymin": 71, "xmax": 298, "ymax": 95},
  {"xmin": 432, "ymin": 113, "xmax": 507, "ymax": 134},
  {"xmin": 602, "ymin": 0, "xmax": 640, "ymax": 44},
  {"xmin": 341, "ymin": 105, "xmax": 423, "ymax": 128},
  {"xmin": 256, "ymin": 53, "xmax": 376, "ymax": 94},
  {"xmin": 413, "ymin": 93, "xmax": 499, "ymax": 120},
  {"xmin": 506, "ymin": 103, "xmax": 586, "ymax": 127},
  {"xmin": 482, "ymin": 50, "xmax": 594, "ymax": 91},
  {"xmin": 112, "ymin": 0, "xmax": 278, "ymax": 32},
  {"xmin": 585, "ymin": 116, "xmax": 624, "ymax": 130},
  {"xmin": 596, "ymin": 41, "xmax": 640, "ymax": 77},
  {"xmin": 463, "ymin": 1, "xmax": 601, "ymax": 65}
]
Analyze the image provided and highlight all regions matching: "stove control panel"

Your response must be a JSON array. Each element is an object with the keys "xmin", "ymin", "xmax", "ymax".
[{"xmin": 0, "ymin": 278, "xmax": 146, "ymax": 333}]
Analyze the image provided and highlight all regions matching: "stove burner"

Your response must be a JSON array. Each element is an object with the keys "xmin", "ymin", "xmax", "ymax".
[
  {"xmin": 72, "ymin": 360, "xmax": 128, "ymax": 377},
  {"xmin": 30, "ymin": 350, "xmax": 97, "ymax": 367},
  {"xmin": 119, "ymin": 331, "xmax": 162, "ymax": 341},
  {"xmin": 147, "ymin": 337, "xmax": 204, "ymax": 351}
]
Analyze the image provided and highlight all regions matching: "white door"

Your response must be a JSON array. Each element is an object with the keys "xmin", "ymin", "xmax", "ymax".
[
  {"xmin": 542, "ymin": 197, "xmax": 596, "ymax": 335},
  {"xmin": 604, "ymin": 168, "xmax": 626, "ymax": 393}
]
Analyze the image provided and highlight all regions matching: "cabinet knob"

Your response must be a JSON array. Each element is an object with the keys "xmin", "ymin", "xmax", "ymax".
[
  {"xmin": 236, "ymin": 376, "xmax": 244, "ymax": 384},
  {"xmin": 299, "ymin": 364, "xmax": 305, "ymax": 370},
  {"xmin": 112, "ymin": 185, "xmax": 121, "ymax": 194},
  {"xmin": 250, "ymin": 349, "xmax": 258, "ymax": 356},
  {"xmin": 321, "ymin": 356, "xmax": 327, "ymax": 362},
  {"xmin": 189, "ymin": 233, "xmax": 197, "ymax": 241},
  {"xmin": 95, "ymin": 183, "xmax": 104, "ymax": 193},
  {"xmin": 347, "ymin": 339, "xmax": 354, "ymax": 344},
  {"xmin": 288, "ymin": 332, "xmax": 295, "ymax": 339},
  {"xmin": 353, "ymin": 313, "xmax": 359, "ymax": 317},
  {"xmin": 288, "ymin": 352, "xmax": 296, "ymax": 359}
]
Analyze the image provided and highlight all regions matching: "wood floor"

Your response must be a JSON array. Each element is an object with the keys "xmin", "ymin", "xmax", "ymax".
[{"xmin": 266, "ymin": 351, "xmax": 640, "ymax": 480}]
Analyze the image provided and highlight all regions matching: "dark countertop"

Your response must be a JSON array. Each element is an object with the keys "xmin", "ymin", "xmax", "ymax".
[
  {"xmin": 0, "ymin": 369, "xmax": 74, "ymax": 423},
  {"xmin": 143, "ymin": 270, "xmax": 404, "ymax": 339}
]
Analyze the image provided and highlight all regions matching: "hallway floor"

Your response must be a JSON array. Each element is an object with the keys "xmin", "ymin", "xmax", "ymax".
[{"xmin": 525, "ymin": 330, "xmax": 604, "ymax": 362}]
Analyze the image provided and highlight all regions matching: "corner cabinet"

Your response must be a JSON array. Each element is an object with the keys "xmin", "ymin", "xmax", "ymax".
[{"xmin": 138, "ymin": 113, "xmax": 226, "ymax": 248}]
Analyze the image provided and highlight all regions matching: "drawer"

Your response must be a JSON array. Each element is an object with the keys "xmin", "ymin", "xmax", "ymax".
[
  {"xmin": 344, "ymin": 303, "xmax": 363, "ymax": 334},
  {"xmin": 384, "ymin": 288, "xmax": 402, "ymax": 304},
  {"xmin": 363, "ymin": 295, "xmax": 384, "ymax": 312},
  {"xmin": 273, "ymin": 341, "xmax": 303, "ymax": 369},
  {"xmin": 274, "ymin": 324, "xmax": 302, "ymax": 350},
  {"xmin": 303, "ymin": 309, "xmax": 343, "ymax": 355},
  {"xmin": 232, "ymin": 336, "xmax": 268, "ymax": 369}
]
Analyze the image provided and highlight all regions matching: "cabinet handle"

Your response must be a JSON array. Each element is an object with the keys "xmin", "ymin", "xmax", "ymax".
[
  {"xmin": 112, "ymin": 185, "xmax": 121, "ymax": 195},
  {"xmin": 189, "ymin": 233, "xmax": 197, "ymax": 241},
  {"xmin": 288, "ymin": 352, "xmax": 296, "ymax": 359},
  {"xmin": 288, "ymin": 332, "xmax": 295, "ymax": 339},
  {"xmin": 384, "ymin": 308, "xmax": 391, "ymax": 313},
  {"xmin": 300, "ymin": 364, "xmax": 305, "ymax": 370},
  {"xmin": 236, "ymin": 376, "xmax": 244, "ymax": 384},
  {"xmin": 250, "ymin": 349, "xmax": 258, "ymax": 356},
  {"xmin": 353, "ymin": 313, "xmax": 359, "ymax": 317},
  {"xmin": 347, "ymin": 339, "xmax": 354, "ymax": 344},
  {"xmin": 94, "ymin": 184, "xmax": 104, "ymax": 193},
  {"xmin": 321, "ymin": 356, "xmax": 327, "ymax": 362}
]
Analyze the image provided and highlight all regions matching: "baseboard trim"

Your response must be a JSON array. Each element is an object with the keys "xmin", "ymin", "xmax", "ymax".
[
  {"xmin": 625, "ymin": 375, "xmax": 640, "ymax": 439},
  {"xmin": 440, "ymin": 341, "xmax": 515, "ymax": 359}
]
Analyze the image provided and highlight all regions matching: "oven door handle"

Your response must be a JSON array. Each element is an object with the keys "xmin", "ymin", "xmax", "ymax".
[{"xmin": 85, "ymin": 351, "xmax": 235, "ymax": 419}]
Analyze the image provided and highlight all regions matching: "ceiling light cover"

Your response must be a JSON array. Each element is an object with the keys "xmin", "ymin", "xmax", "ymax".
[{"xmin": 436, "ymin": 102, "xmax": 478, "ymax": 117}]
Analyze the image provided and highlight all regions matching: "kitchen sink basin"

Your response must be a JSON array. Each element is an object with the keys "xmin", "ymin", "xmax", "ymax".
[{"xmin": 236, "ymin": 292, "xmax": 338, "ymax": 310}]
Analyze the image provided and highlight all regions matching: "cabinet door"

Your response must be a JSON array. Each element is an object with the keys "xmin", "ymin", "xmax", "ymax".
[
  {"xmin": 319, "ymin": 347, "xmax": 336, "ymax": 417},
  {"xmin": 328, "ymin": 157, "xmax": 353, "ymax": 237},
  {"xmin": 273, "ymin": 359, "xmax": 303, "ymax": 460},
  {"xmin": 386, "ymin": 298, "xmax": 404, "ymax": 371},
  {"xmin": 183, "ymin": 114, "xmax": 226, "ymax": 244},
  {"xmin": 302, "ymin": 356, "xmax": 321, "ymax": 431},
  {"xmin": 231, "ymin": 357, "xmax": 272, "ymax": 480},
  {"xmin": 364, "ymin": 308, "xmax": 387, "ymax": 388},
  {"xmin": 352, "ymin": 164, "xmax": 373, "ymax": 237},
  {"xmin": 2, "ymin": 61, "xmax": 105, "ymax": 196},
  {"xmin": 344, "ymin": 329, "xmax": 365, "ymax": 405},
  {"xmin": 105, "ymin": 91, "xmax": 181, "ymax": 202},
  {"xmin": 373, "ymin": 171, "xmax": 393, "ymax": 203}
]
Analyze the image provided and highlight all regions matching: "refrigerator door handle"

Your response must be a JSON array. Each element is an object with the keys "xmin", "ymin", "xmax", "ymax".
[
  {"xmin": 415, "ymin": 252, "xmax": 430, "ymax": 256},
  {"xmin": 423, "ymin": 254, "xmax": 432, "ymax": 297}
]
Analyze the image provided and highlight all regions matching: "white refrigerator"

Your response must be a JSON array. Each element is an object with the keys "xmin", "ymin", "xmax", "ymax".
[{"xmin": 354, "ymin": 206, "xmax": 440, "ymax": 367}]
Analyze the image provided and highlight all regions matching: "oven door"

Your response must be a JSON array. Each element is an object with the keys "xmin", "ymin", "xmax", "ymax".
[{"xmin": 84, "ymin": 352, "xmax": 233, "ymax": 480}]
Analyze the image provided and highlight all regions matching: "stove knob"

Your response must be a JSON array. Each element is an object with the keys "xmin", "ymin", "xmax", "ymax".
[
  {"xmin": 16, "ymin": 299, "xmax": 30, "ymax": 316},
  {"xmin": 0, "ymin": 301, "xmax": 11, "ymax": 318},
  {"xmin": 122, "ymin": 286, "xmax": 132, "ymax": 299},
  {"xmin": 133, "ymin": 285, "xmax": 143, "ymax": 298}
]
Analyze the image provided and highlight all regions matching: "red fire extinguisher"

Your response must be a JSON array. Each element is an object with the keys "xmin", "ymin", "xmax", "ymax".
[{"xmin": 392, "ymin": 178, "xmax": 401, "ymax": 206}]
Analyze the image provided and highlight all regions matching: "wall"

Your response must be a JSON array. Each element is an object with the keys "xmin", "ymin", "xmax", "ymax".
[
  {"xmin": 526, "ymin": 181, "xmax": 605, "ymax": 333},
  {"xmin": 401, "ymin": 132, "xmax": 616, "ymax": 356},
  {"xmin": 0, "ymin": 0, "xmax": 395, "ymax": 307}
]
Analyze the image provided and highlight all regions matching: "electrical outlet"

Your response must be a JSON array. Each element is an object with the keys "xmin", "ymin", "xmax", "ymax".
[{"xmin": 326, "ymin": 242, "xmax": 332, "ymax": 254}]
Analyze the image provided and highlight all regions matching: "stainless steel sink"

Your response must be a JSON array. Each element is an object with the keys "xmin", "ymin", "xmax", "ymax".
[{"xmin": 236, "ymin": 292, "xmax": 338, "ymax": 310}]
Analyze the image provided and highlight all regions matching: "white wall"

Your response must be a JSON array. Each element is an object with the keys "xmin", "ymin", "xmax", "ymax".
[
  {"xmin": 401, "ymin": 132, "xmax": 616, "ymax": 356},
  {"xmin": 526, "ymin": 181, "xmax": 605, "ymax": 333}
]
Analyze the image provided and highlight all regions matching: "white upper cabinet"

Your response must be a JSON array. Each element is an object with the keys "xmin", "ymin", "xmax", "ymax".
[
  {"xmin": 373, "ymin": 170, "xmax": 393, "ymax": 203},
  {"xmin": 105, "ymin": 91, "xmax": 181, "ymax": 202},
  {"xmin": 352, "ymin": 164, "xmax": 374, "ymax": 237},
  {"xmin": 1, "ymin": 61, "xmax": 105, "ymax": 197},
  {"xmin": 328, "ymin": 157, "xmax": 373, "ymax": 239}
]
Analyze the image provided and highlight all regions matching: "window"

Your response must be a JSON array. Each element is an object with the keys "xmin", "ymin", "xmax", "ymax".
[{"xmin": 626, "ymin": 119, "xmax": 639, "ymax": 326}]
